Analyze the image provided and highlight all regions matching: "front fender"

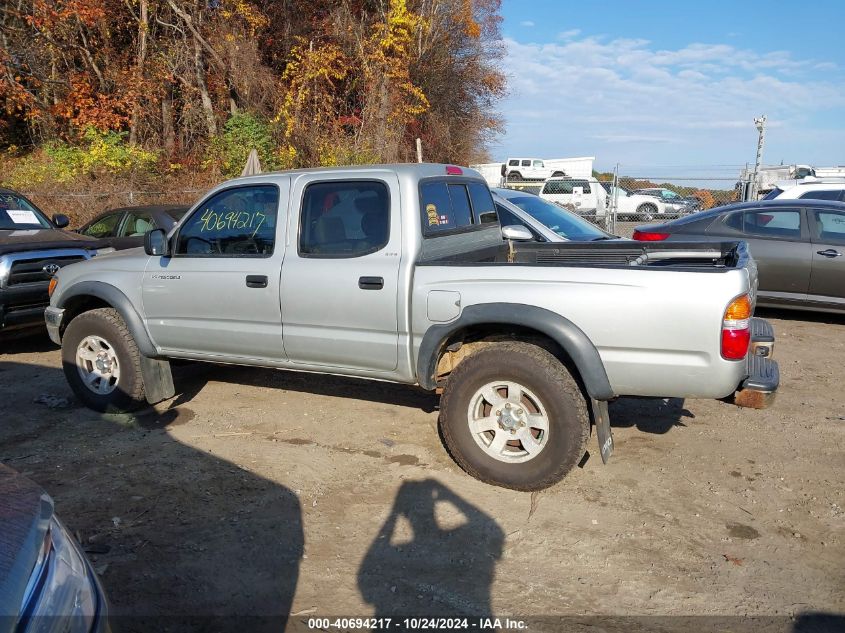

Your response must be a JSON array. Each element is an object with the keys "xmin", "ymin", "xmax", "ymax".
[{"xmin": 54, "ymin": 280, "xmax": 158, "ymax": 358}]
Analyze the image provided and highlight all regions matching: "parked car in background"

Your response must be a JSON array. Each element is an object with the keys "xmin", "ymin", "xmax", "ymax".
[
  {"xmin": 633, "ymin": 199, "xmax": 845, "ymax": 314},
  {"xmin": 762, "ymin": 179, "xmax": 845, "ymax": 202},
  {"xmin": 492, "ymin": 188, "xmax": 617, "ymax": 242},
  {"xmin": 0, "ymin": 464, "xmax": 110, "ymax": 632},
  {"xmin": 1, "ymin": 188, "xmax": 103, "ymax": 336},
  {"xmin": 503, "ymin": 158, "xmax": 567, "ymax": 181},
  {"xmin": 77, "ymin": 204, "xmax": 190, "ymax": 250},
  {"xmin": 601, "ymin": 184, "xmax": 688, "ymax": 220},
  {"xmin": 539, "ymin": 177, "xmax": 608, "ymax": 223},
  {"xmin": 631, "ymin": 188, "xmax": 696, "ymax": 215}
]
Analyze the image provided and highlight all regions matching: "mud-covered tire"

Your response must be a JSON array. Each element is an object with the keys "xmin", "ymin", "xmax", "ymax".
[
  {"xmin": 438, "ymin": 342, "xmax": 590, "ymax": 491},
  {"xmin": 61, "ymin": 308, "xmax": 146, "ymax": 413}
]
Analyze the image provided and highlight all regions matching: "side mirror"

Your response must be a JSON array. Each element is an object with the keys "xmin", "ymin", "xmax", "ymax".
[
  {"xmin": 144, "ymin": 228, "xmax": 171, "ymax": 257},
  {"xmin": 52, "ymin": 214, "xmax": 70, "ymax": 228},
  {"xmin": 501, "ymin": 225, "xmax": 534, "ymax": 242}
]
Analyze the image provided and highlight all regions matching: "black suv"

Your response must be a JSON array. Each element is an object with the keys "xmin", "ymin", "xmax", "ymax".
[{"xmin": 0, "ymin": 188, "xmax": 102, "ymax": 335}]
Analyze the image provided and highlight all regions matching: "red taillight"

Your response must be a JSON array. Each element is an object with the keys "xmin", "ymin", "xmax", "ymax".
[
  {"xmin": 721, "ymin": 328, "xmax": 751, "ymax": 360},
  {"xmin": 632, "ymin": 230, "xmax": 669, "ymax": 241},
  {"xmin": 721, "ymin": 294, "xmax": 752, "ymax": 360},
  {"xmin": 445, "ymin": 165, "xmax": 463, "ymax": 175}
]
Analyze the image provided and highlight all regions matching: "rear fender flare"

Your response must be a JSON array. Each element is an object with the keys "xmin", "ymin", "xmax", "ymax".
[{"xmin": 416, "ymin": 303, "xmax": 614, "ymax": 400}]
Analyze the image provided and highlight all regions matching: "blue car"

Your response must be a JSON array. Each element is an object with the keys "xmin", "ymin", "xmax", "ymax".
[{"xmin": 0, "ymin": 464, "xmax": 110, "ymax": 633}]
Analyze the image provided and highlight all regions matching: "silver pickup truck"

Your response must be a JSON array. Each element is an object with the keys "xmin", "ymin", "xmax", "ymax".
[{"xmin": 45, "ymin": 164, "xmax": 779, "ymax": 490}]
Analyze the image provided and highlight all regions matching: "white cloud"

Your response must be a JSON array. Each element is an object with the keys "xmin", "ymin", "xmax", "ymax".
[
  {"xmin": 558, "ymin": 29, "xmax": 581, "ymax": 39},
  {"xmin": 520, "ymin": 20, "xmax": 535, "ymax": 27},
  {"xmin": 497, "ymin": 35, "xmax": 845, "ymax": 167}
]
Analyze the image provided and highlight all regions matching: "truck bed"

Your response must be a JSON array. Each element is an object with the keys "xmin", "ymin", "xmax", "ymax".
[{"xmin": 419, "ymin": 234, "xmax": 749, "ymax": 271}]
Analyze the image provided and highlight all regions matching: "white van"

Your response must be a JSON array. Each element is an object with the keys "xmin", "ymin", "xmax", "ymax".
[{"xmin": 539, "ymin": 177, "xmax": 608, "ymax": 221}]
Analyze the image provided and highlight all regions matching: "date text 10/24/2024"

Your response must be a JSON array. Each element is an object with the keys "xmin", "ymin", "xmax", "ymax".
[{"xmin": 307, "ymin": 618, "xmax": 527, "ymax": 630}]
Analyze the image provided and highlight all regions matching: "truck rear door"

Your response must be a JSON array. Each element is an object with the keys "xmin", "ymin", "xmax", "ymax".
[{"xmin": 280, "ymin": 172, "xmax": 401, "ymax": 372}]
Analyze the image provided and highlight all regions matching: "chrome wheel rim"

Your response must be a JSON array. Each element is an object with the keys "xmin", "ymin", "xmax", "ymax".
[
  {"xmin": 76, "ymin": 335, "xmax": 121, "ymax": 395},
  {"xmin": 467, "ymin": 381, "xmax": 550, "ymax": 463}
]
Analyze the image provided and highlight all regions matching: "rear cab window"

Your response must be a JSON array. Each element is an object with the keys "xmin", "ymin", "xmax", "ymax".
[{"xmin": 420, "ymin": 179, "xmax": 497, "ymax": 235}]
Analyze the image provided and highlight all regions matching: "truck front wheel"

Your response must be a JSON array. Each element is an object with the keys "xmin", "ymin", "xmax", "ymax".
[
  {"xmin": 438, "ymin": 342, "xmax": 589, "ymax": 491},
  {"xmin": 61, "ymin": 308, "xmax": 146, "ymax": 413}
]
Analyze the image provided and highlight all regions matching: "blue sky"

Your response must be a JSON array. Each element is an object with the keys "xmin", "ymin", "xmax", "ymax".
[{"xmin": 494, "ymin": 0, "xmax": 845, "ymax": 173}]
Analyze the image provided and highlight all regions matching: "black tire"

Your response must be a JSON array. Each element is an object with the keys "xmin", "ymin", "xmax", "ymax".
[
  {"xmin": 510, "ymin": 171, "xmax": 523, "ymax": 181},
  {"xmin": 551, "ymin": 171, "xmax": 566, "ymax": 177},
  {"xmin": 61, "ymin": 308, "xmax": 146, "ymax": 413},
  {"xmin": 438, "ymin": 342, "xmax": 590, "ymax": 491},
  {"xmin": 636, "ymin": 203, "xmax": 657, "ymax": 221}
]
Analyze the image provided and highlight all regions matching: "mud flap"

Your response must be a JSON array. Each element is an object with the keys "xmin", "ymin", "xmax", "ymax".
[
  {"xmin": 140, "ymin": 355, "xmax": 175, "ymax": 404},
  {"xmin": 591, "ymin": 399, "xmax": 614, "ymax": 464}
]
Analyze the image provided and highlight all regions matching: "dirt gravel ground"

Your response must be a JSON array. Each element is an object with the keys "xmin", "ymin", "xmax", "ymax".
[{"xmin": 1, "ymin": 308, "xmax": 843, "ymax": 632}]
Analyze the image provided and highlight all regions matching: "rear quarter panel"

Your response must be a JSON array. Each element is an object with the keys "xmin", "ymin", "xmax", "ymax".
[{"xmin": 412, "ymin": 263, "xmax": 753, "ymax": 399}]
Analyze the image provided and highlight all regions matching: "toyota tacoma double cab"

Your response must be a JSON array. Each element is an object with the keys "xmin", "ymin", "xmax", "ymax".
[
  {"xmin": 45, "ymin": 164, "xmax": 779, "ymax": 490},
  {"xmin": 0, "ymin": 188, "xmax": 102, "ymax": 336}
]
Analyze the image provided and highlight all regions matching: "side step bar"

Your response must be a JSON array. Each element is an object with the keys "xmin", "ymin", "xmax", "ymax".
[{"xmin": 734, "ymin": 354, "xmax": 779, "ymax": 409}]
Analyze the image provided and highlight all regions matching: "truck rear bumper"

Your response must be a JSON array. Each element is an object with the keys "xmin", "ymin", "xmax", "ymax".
[{"xmin": 734, "ymin": 353, "xmax": 779, "ymax": 409}]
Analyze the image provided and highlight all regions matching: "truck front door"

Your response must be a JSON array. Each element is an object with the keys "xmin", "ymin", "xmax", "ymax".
[
  {"xmin": 142, "ymin": 180, "xmax": 289, "ymax": 360},
  {"xmin": 280, "ymin": 173, "xmax": 401, "ymax": 372}
]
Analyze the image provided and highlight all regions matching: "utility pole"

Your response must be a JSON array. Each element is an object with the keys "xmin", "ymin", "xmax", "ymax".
[
  {"xmin": 749, "ymin": 115, "xmax": 767, "ymax": 200},
  {"xmin": 416, "ymin": 138, "xmax": 423, "ymax": 163}
]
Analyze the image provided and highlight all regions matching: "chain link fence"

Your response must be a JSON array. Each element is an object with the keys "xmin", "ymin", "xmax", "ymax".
[
  {"xmin": 499, "ymin": 166, "xmax": 742, "ymax": 238},
  {"xmin": 23, "ymin": 166, "xmax": 744, "ymax": 239},
  {"xmin": 21, "ymin": 189, "xmax": 206, "ymax": 227}
]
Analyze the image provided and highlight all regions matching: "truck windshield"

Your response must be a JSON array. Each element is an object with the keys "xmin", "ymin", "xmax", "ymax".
[
  {"xmin": 503, "ymin": 194, "xmax": 610, "ymax": 240},
  {"xmin": 0, "ymin": 193, "xmax": 51, "ymax": 230}
]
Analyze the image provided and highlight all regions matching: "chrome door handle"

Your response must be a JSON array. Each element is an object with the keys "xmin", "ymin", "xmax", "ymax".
[{"xmin": 817, "ymin": 249, "xmax": 842, "ymax": 258}]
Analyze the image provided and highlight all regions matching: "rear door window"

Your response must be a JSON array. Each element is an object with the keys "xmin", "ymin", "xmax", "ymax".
[
  {"xmin": 521, "ymin": 160, "xmax": 531, "ymax": 167},
  {"xmin": 299, "ymin": 181, "xmax": 390, "ymax": 257},
  {"xmin": 743, "ymin": 209, "xmax": 802, "ymax": 239}
]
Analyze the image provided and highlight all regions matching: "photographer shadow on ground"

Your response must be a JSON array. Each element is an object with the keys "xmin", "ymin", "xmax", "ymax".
[
  {"xmin": 0, "ymin": 357, "xmax": 303, "ymax": 633},
  {"xmin": 358, "ymin": 479, "xmax": 504, "ymax": 620}
]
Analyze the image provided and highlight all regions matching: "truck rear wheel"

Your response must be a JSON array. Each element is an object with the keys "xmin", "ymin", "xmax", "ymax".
[
  {"xmin": 61, "ymin": 308, "xmax": 146, "ymax": 413},
  {"xmin": 438, "ymin": 342, "xmax": 589, "ymax": 491}
]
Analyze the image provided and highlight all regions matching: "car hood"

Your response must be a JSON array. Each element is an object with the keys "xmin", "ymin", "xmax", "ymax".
[
  {"xmin": 0, "ymin": 464, "xmax": 53, "ymax": 621},
  {"xmin": 0, "ymin": 228, "xmax": 103, "ymax": 257}
]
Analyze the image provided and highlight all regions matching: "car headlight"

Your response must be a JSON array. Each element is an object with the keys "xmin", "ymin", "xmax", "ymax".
[{"xmin": 17, "ymin": 517, "xmax": 98, "ymax": 633}]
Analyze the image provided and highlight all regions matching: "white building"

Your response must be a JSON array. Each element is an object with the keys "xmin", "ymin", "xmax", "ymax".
[{"xmin": 470, "ymin": 156, "xmax": 595, "ymax": 188}]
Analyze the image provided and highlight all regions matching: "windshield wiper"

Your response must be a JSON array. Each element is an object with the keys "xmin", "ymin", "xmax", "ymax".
[{"xmin": 590, "ymin": 236, "xmax": 614, "ymax": 241}]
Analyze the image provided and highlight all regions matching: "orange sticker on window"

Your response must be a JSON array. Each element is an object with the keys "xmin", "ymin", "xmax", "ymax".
[{"xmin": 426, "ymin": 203, "xmax": 438, "ymax": 226}]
